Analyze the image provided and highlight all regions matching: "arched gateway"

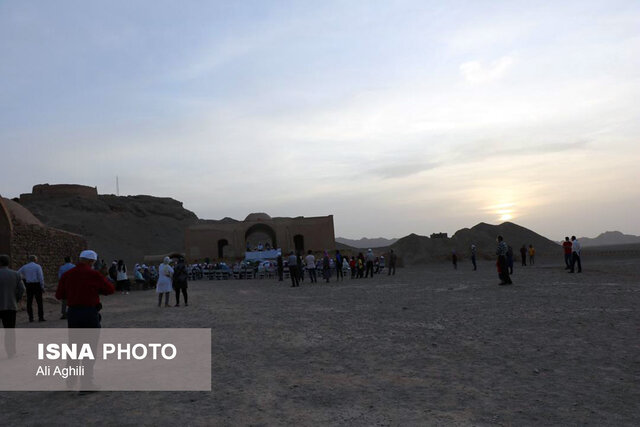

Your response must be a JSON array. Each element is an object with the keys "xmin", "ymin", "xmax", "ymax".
[{"xmin": 185, "ymin": 213, "xmax": 335, "ymax": 262}]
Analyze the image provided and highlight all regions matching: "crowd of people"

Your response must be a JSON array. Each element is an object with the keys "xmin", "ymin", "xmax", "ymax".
[
  {"xmin": 0, "ymin": 236, "xmax": 584, "ymax": 328},
  {"xmin": 280, "ymin": 248, "xmax": 398, "ymax": 287}
]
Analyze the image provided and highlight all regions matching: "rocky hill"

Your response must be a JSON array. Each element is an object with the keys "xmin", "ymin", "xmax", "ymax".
[
  {"xmin": 335, "ymin": 236, "xmax": 398, "ymax": 248},
  {"xmin": 392, "ymin": 222, "xmax": 560, "ymax": 265},
  {"xmin": 17, "ymin": 186, "xmax": 199, "ymax": 265},
  {"xmin": 578, "ymin": 231, "xmax": 640, "ymax": 247}
]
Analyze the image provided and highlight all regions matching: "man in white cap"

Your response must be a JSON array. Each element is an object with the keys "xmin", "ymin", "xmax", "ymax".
[{"xmin": 55, "ymin": 250, "xmax": 115, "ymax": 328}]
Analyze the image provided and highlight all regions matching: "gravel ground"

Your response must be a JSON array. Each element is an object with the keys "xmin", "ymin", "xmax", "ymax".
[{"xmin": 1, "ymin": 258, "xmax": 639, "ymax": 426}]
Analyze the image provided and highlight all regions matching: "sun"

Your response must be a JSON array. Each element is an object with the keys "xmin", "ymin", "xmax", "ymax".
[{"xmin": 499, "ymin": 213, "xmax": 513, "ymax": 221}]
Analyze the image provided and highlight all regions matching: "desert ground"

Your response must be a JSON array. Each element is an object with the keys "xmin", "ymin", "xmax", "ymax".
[{"xmin": 1, "ymin": 257, "xmax": 639, "ymax": 426}]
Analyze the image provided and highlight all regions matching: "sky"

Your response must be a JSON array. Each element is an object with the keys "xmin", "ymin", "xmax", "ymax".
[{"xmin": 1, "ymin": 0, "xmax": 639, "ymax": 240}]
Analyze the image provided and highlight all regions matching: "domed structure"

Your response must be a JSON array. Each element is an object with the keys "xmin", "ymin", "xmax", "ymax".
[{"xmin": 244, "ymin": 212, "xmax": 272, "ymax": 222}]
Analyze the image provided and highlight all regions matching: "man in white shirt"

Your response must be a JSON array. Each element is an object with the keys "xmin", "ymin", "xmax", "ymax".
[
  {"xmin": 18, "ymin": 255, "xmax": 46, "ymax": 322},
  {"xmin": 305, "ymin": 250, "xmax": 317, "ymax": 283},
  {"xmin": 569, "ymin": 236, "xmax": 582, "ymax": 273}
]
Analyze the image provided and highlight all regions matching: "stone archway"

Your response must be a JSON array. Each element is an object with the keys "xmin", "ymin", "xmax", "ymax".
[
  {"xmin": 245, "ymin": 223, "xmax": 277, "ymax": 250},
  {"xmin": 0, "ymin": 197, "xmax": 12, "ymax": 256},
  {"xmin": 293, "ymin": 234, "xmax": 304, "ymax": 252}
]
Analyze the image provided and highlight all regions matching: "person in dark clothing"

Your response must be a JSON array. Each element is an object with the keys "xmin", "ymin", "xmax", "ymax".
[
  {"xmin": 520, "ymin": 245, "xmax": 527, "ymax": 266},
  {"xmin": 108, "ymin": 261, "xmax": 118, "ymax": 287},
  {"xmin": 452, "ymin": 251, "xmax": 458, "ymax": 270},
  {"xmin": 172, "ymin": 258, "xmax": 189, "ymax": 307},
  {"xmin": 276, "ymin": 255, "xmax": 284, "ymax": 282},
  {"xmin": 0, "ymin": 254, "xmax": 25, "ymax": 357},
  {"xmin": 350, "ymin": 256, "xmax": 357, "ymax": 279},
  {"xmin": 296, "ymin": 252, "xmax": 304, "ymax": 283},
  {"xmin": 287, "ymin": 252, "xmax": 299, "ymax": 287},
  {"xmin": 322, "ymin": 252, "xmax": 331, "ymax": 283},
  {"xmin": 496, "ymin": 236, "xmax": 513, "ymax": 285},
  {"xmin": 569, "ymin": 236, "xmax": 582, "ymax": 273},
  {"xmin": 388, "ymin": 250, "xmax": 397, "ymax": 275},
  {"xmin": 562, "ymin": 237, "xmax": 572, "ymax": 269},
  {"xmin": 470, "ymin": 245, "xmax": 477, "ymax": 271},
  {"xmin": 335, "ymin": 250, "xmax": 344, "ymax": 281},
  {"xmin": 364, "ymin": 249, "xmax": 375, "ymax": 278},
  {"xmin": 506, "ymin": 246, "xmax": 514, "ymax": 274}
]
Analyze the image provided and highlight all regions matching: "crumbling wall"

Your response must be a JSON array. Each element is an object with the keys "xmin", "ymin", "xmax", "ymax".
[
  {"xmin": 0, "ymin": 197, "xmax": 12, "ymax": 256},
  {"xmin": 11, "ymin": 224, "xmax": 87, "ymax": 286},
  {"xmin": 20, "ymin": 183, "xmax": 98, "ymax": 202}
]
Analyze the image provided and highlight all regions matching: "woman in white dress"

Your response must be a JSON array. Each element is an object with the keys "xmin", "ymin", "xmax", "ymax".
[{"xmin": 156, "ymin": 257, "xmax": 174, "ymax": 307}]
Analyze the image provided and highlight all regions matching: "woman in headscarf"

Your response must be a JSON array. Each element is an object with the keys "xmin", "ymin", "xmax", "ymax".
[
  {"xmin": 156, "ymin": 257, "xmax": 173, "ymax": 307},
  {"xmin": 116, "ymin": 260, "xmax": 130, "ymax": 295}
]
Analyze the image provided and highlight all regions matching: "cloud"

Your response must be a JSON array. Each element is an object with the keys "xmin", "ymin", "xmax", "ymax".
[
  {"xmin": 460, "ymin": 56, "xmax": 514, "ymax": 84},
  {"xmin": 367, "ymin": 161, "xmax": 440, "ymax": 179}
]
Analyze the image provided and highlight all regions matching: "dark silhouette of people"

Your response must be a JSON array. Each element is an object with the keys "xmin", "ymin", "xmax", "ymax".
[
  {"xmin": 569, "ymin": 236, "xmax": 582, "ymax": 273},
  {"xmin": 277, "ymin": 255, "xmax": 283, "ymax": 281},
  {"xmin": 388, "ymin": 250, "xmax": 397, "ymax": 275},
  {"xmin": 287, "ymin": 252, "xmax": 299, "ymax": 287},
  {"xmin": 496, "ymin": 236, "xmax": 513, "ymax": 285},
  {"xmin": 562, "ymin": 237, "xmax": 572, "ymax": 270},
  {"xmin": 506, "ymin": 246, "xmax": 514, "ymax": 274},
  {"xmin": 470, "ymin": 245, "xmax": 477, "ymax": 271}
]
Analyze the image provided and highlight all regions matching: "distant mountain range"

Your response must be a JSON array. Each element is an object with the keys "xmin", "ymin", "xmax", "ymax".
[
  {"xmin": 335, "ymin": 237, "xmax": 398, "ymax": 248},
  {"xmin": 577, "ymin": 231, "xmax": 640, "ymax": 247}
]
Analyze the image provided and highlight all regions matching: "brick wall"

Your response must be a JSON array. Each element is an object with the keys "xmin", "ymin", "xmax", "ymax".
[{"xmin": 11, "ymin": 224, "xmax": 87, "ymax": 287}]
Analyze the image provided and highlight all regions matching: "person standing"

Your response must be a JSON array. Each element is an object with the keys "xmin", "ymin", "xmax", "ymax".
[
  {"xmin": 0, "ymin": 255, "xmax": 25, "ymax": 358},
  {"xmin": 322, "ymin": 251, "xmax": 331, "ymax": 283},
  {"xmin": 364, "ymin": 249, "xmax": 375, "ymax": 278},
  {"xmin": 569, "ymin": 236, "xmax": 582, "ymax": 273},
  {"xmin": 305, "ymin": 250, "xmax": 317, "ymax": 283},
  {"xmin": 506, "ymin": 246, "xmax": 514, "ymax": 274},
  {"xmin": 342, "ymin": 256, "xmax": 350, "ymax": 278},
  {"xmin": 335, "ymin": 250, "xmax": 344, "ymax": 281},
  {"xmin": 116, "ymin": 260, "xmax": 130, "ymax": 295},
  {"xmin": 156, "ymin": 257, "xmax": 174, "ymax": 307},
  {"xmin": 528, "ymin": 245, "xmax": 536, "ymax": 265},
  {"xmin": 388, "ymin": 249, "xmax": 397, "ymax": 275},
  {"xmin": 58, "ymin": 256, "xmax": 76, "ymax": 320},
  {"xmin": 496, "ymin": 236, "xmax": 513, "ymax": 285},
  {"xmin": 18, "ymin": 255, "xmax": 46, "ymax": 322},
  {"xmin": 56, "ymin": 250, "xmax": 114, "ymax": 392},
  {"xmin": 357, "ymin": 253, "xmax": 365, "ymax": 278},
  {"xmin": 108, "ymin": 261, "xmax": 118, "ymax": 285},
  {"xmin": 452, "ymin": 250, "xmax": 458, "ymax": 270},
  {"xmin": 296, "ymin": 252, "xmax": 304, "ymax": 283},
  {"xmin": 287, "ymin": 252, "xmax": 299, "ymax": 287},
  {"xmin": 470, "ymin": 245, "xmax": 477, "ymax": 271},
  {"xmin": 276, "ymin": 254, "xmax": 284, "ymax": 282},
  {"xmin": 55, "ymin": 250, "xmax": 115, "ymax": 327},
  {"xmin": 519, "ymin": 245, "xmax": 527, "ymax": 266},
  {"xmin": 349, "ymin": 256, "xmax": 357, "ymax": 279},
  {"xmin": 172, "ymin": 257, "xmax": 188, "ymax": 307},
  {"xmin": 562, "ymin": 237, "xmax": 572, "ymax": 270}
]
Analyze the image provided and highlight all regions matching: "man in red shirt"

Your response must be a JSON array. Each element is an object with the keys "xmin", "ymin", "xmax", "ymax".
[
  {"xmin": 56, "ymin": 250, "xmax": 114, "ymax": 328},
  {"xmin": 562, "ymin": 237, "xmax": 572, "ymax": 270}
]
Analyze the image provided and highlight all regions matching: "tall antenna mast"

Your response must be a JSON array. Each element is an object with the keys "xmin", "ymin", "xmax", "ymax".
[{"xmin": 116, "ymin": 176, "xmax": 120, "ymax": 196}]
